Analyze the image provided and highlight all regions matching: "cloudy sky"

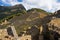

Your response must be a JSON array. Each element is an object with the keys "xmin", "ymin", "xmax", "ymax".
[{"xmin": 0, "ymin": 0, "xmax": 60, "ymax": 12}]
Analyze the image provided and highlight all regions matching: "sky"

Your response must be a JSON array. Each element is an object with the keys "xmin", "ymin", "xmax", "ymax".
[{"xmin": 0, "ymin": 0, "xmax": 60, "ymax": 12}]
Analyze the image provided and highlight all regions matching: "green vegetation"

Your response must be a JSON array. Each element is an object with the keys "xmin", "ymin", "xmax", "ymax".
[
  {"xmin": 27, "ymin": 8, "xmax": 49, "ymax": 14},
  {"xmin": 0, "ymin": 4, "xmax": 26, "ymax": 22}
]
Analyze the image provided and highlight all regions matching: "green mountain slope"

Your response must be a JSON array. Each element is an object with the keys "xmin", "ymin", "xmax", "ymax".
[{"xmin": 0, "ymin": 4, "xmax": 26, "ymax": 22}]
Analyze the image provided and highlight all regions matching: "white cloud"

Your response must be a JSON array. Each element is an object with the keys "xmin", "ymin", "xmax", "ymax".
[
  {"xmin": 1, "ymin": 0, "xmax": 21, "ymax": 5},
  {"xmin": 1, "ymin": 0, "xmax": 60, "ymax": 12},
  {"xmin": 22, "ymin": 0, "xmax": 60, "ymax": 12}
]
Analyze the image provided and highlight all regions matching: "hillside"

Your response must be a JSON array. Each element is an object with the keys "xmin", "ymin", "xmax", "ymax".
[
  {"xmin": 0, "ymin": 4, "xmax": 60, "ymax": 35},
  {"xmin": 8, "ymin": 8, "xmax": 49, "ymax": 34},
  {"xmin": 0, "ymin": 5, "xmax": 49, "ymax": 34},
  {"xmin": 0, "ymin": 4, "xmax": 26, "ymax": 21}
]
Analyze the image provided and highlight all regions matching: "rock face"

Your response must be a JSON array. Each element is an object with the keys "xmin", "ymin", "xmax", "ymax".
[
  {"xmin": 48, "ymin": 18, "xmax": 60, "ymax": 27},
  {"xmin": 48, "ymin": 18, "xmax": 60, "ymax": 35},
  {"xmin": 48, "ymin": 10, "xmax": 60, "ymax": 28},
  {"xmin": 26, "ymin": 26, "xmax": 40, "ymax": 40}
]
